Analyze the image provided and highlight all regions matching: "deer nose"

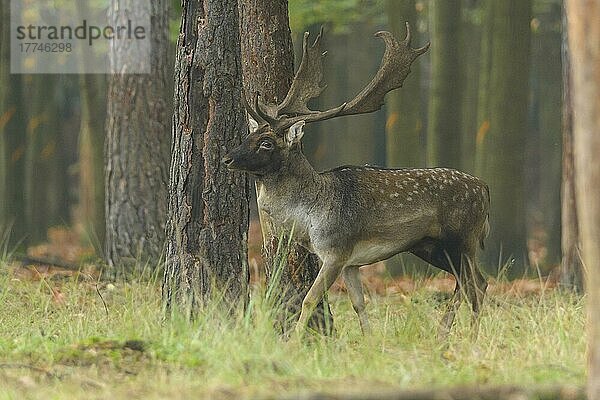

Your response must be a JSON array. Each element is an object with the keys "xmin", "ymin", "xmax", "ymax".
[{"xmin": 222, "ymin": 155, "xmax": 234, "ymax": 167}]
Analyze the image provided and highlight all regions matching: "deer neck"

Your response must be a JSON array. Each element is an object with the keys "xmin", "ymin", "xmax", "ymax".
[{"xmin": 256, "ymin": 149, "xmax": 323, "ymax": 215}]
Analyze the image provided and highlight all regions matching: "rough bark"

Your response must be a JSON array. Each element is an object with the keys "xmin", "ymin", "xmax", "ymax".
[
  {"xmin": 476, "ymin": 0, "xmax": 531, "ymax": 268},
  {"xmin": 559, "ymin": 6, "xmax": 582, "ymax": 291},
  {"xmin": 162, "ymin": 0, "xmax": 249, "ymax": 313},
  {"xmin": 0, "ymin": 0, "xmax": 27, "ymax": 246},
  {"xmin": 566, "ymin": 2, "xmax": 600, "ymax": 399},
  {"xmin": 105, "ymin": 0, "xmax": 170, "ymax": 273},
  {"xmin": 239, "ymin": 0, "xmax": 333, "ymax": 333},
  {"xmin": 426, "ymin": 0, "xmax": 462, "ymax": 169}
]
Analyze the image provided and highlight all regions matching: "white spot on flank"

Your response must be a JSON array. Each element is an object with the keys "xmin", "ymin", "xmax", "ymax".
[
  {"xmin": 391, "ymin": 193, "xmax": 400, "ymax": 198},
  {"xmin": 407, "ymin": 196, "xmax": 413, "ymax": 202}
]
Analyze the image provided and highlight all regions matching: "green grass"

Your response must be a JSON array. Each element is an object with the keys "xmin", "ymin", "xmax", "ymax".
[{"xmin": 0, "ymin": 263, "xmax": 585, "ymax": 399}]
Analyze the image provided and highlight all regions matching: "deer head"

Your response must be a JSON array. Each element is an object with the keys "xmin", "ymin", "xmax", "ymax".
[{"xmin": 223, "ymin": 23, "xmax": 430, "ymax": 175}]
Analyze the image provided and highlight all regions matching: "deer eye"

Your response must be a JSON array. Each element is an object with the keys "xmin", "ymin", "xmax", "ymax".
[{"xmin": 259, "ymin": 140, "xmax": 274, "ymax": 151}]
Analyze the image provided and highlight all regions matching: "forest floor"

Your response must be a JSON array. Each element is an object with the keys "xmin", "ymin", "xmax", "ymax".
[{"xmin": 0, "ymin": 228, "xmax": 586, "ymax": 399}]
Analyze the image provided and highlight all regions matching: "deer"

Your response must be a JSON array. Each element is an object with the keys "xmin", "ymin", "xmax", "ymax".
[{"xmin": 223, "ymin": 24, "xmax": 489, "ymax": 337}]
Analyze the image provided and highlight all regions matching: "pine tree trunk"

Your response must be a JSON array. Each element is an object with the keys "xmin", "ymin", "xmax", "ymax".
[
  {"xmin": 0, "ymin": 1, "xmax": 27, "ymax": 246},
  {"xmin": 78, "ymin": 75, "xmax": 106, "ymax": 249},
  {"xmin": 239, "ymin": 0, "xmax": 333, "ymax": 334},
  {"xmin": 459, "ymin": 0, "xmax": 481, "ymax": 174},
  {"xmin": 427, "ymin": 0, "xmax": 461, "ymax": 168},
  {"xmin": 566, "ymin": 2, "xmax": 600, "ymax": 399},
  {"xmin": 384, "ymin": 0, "xmax": 428, "ymax": 275},
  {"xmin": 74, "ymin": 1, "xmax": 106, "ymax": 249},
  {"xmin": 559, "ymin": 5, "xmax": 582, "ymax": 291},
  {"xmin": 24, "ymin": 75, "xmax": 59, "ymax": 243},
  {"xmin": 534, "ymin": 5, "xmax": 562, "ymax": 265},
  {"xmin": 385, "ymin": 0, "xmax": 423, "ymax": 169},
  {"xmin": 476, "ymin": 0, "xmax": 532, "ymax": 267},
  {"xmin": 162, "ymin": 0, "xmax": 249, "ymax": 314},
  {"xmin": 105, "ymin": 0, "xmax": 170, "ymax": 273}
]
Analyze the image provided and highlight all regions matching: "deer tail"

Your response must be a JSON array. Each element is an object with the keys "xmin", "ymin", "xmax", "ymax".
[
  {"xmin": 480, "ymin": 185, "xmax": 491, "ymax": 250},
  {"xmin": 480, "ymin": 214, "xmax": 490, "ymax": 250}
]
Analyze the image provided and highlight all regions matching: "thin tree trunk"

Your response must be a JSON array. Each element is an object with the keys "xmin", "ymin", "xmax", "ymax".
[
  {"xmin": 476, "ymin": 0, "xmax": 532, "ymax": 268},
  {"xmin": 566, "ymin": 2, "xmax": 600, "ymax": 399},
  {"xmin": 105, "ymin": 0, "xmax": 170, "ymax": 273},
  {"xmin": 475, "ymin": 0, "xmax": 494, "ymax": 176},
  {"xmin": 162, "ymin": 0, "xmax": 249, "ymax": 314},
  {"xmin": 459, "ymin": 0, "xmax": 481, "ymax": 174},
  {"xmin": 535, "ymin": 5, "xmax": 562, "ymax": 266},
  {"xmin": 427, "ymin": 0, "xmax": 461, "ymax": 168},
  {"xmin": 239, "ymin": 0, "xmax": 333, "ymax": 334},
  {"xmin": 75, "ymin": 1, "xmax": 106, "ymax": 250},
  {"xmin": 46, "ymin": 77, "xmax": 70, "ymax": 228},
  {"xmin": 24, "ymin": 75, "xmax": 59, "ymax": 243},
  {"xmin": 78, "ymin": 75, "xmax": 106, "ymax": 250},
  {"xmin": 0, "ymin": 0, "xmax": 27, "ymax": 247},
  {"xmin": 339, "ymin": 30, "xmax": 378, "ymax": 166},
  {"xmin": 559, "ymin": 5, "xmax": 582, "ymax": 291}
]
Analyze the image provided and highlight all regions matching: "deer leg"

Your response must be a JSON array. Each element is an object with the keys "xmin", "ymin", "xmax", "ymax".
[
  {"xmin": 439, "ymin": 280, "xmax": 462, "ymax": 339},
  {"xmin": 295, "ymin": 259, "xmax": 344, "ymax": 334},
  {"xmin": 411, "ymin": 243, "xmax": 465, "ymax": 337},
  {"xmin": 342, "ymin": 266, "xmax": 371, "ymax": 335},
  {"xmin": 463, "ymin": 254, "xmax": 487, "ymax": 336}
]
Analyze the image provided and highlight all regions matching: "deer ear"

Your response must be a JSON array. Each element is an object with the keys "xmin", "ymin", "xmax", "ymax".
[
  {"xmin": 248, "ymin": 116, "xmax": 259, "ymax": 133},
  {"xmin": 286, "ymin": 121, "xmax": 305, "ymax": 146}
]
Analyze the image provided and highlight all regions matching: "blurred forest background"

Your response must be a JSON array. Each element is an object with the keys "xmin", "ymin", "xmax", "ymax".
[{"xmin": 0, "ymin": 0, "xmax": 565, "ymax": 277}]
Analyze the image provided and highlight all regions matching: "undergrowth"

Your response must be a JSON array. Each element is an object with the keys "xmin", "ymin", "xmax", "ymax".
[{"xmin": 0, "ymin": 252, "xmax": 586, "ymax": 399}]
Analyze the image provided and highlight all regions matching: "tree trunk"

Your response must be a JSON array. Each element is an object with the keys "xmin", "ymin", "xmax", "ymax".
[
  {"xmin": 0, "ymin": 0, "xmax": 27, "ymax": 247},
  {"xmin": 239, "ymin": 0, "xmax": 333, "ymax": 333},
  {"xmin": 475, "ymin": 0, "xmax": 494, "ymax": 176},
  {"xmin": 78, "ymin": 74, "xmax": 106, "ymax": 250},
  {"xmin": 559, "ymin": 5, "xmax": 582, "ymax": 291},
  {"xmin": 45, "ymin": 78, "xmax": 70, "ymax": 229},
  {"xmin": 105, "ymin": 0, "xmax": 170, "ymax": 273},
  {"xmin": 74, "ymin": 1, "xmax": 106, "ymax": 250},
  {"xmin": 339, "ymin": 30, "xmax": 378, "ymax": 166},
  {"xmin": 459, "ymin": 0, "xmax": 482, "ymax": 174},
  {"xmin": 427, "ymin": 0, "xmax": 462, "ymax": 168},
  {"xmin": 24, "ymin": 75, "xmax": 60, "ymax": 243},
  {"xmin": 476, "ymin": 0, "xmax": 532, "ymax": 268},
  {"xmin": 566, "ymin": 2, "xmax": 600, "ymax": 399},
  {"xmin": 526, "ymin": 4, "xmax": 562, "ymax": 269},
  {"xmin": 162, "ymin": 0, "xmax": 249, "ymax": 314}
]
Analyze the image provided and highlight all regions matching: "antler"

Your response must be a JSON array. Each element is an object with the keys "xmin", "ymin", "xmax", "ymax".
[
  {"xmin": 341, "ymin": 24, "xmax": 430, "ymax": 116},
  {"xmin": 244, "ymin": 23, "xmax": 429, "ymax": 133}
]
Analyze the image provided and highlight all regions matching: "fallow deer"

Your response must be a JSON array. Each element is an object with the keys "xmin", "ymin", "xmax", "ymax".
[{"xmin": 223, "ymin": 24, "xmax": 489, "ymax": 336}]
